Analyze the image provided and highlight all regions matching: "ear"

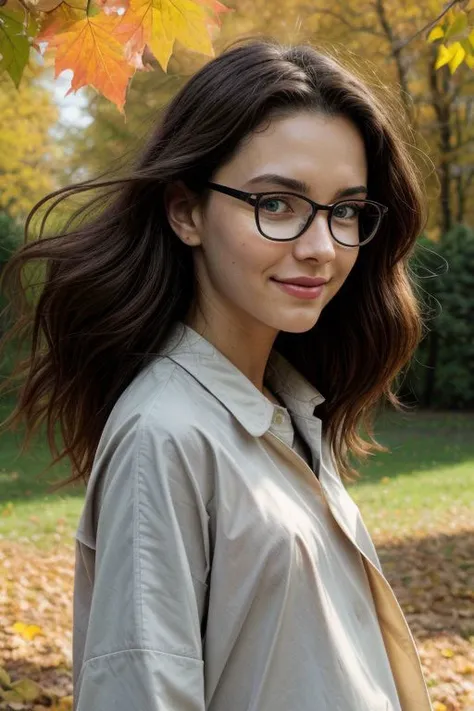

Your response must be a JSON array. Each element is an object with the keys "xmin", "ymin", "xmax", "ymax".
[{"xmin": 164, "ymin": 181, "xmax": 203, "ymax": 247}]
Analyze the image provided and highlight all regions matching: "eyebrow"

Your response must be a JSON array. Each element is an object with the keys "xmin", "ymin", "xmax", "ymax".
[{"xmin": 245, "ymin": 173, "xmax": 368, "ymax": 199}]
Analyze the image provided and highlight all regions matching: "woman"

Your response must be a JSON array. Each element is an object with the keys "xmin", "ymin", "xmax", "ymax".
[{"xmin": 1, "ymin": 39, "xmax": 432, "ymax": 710}]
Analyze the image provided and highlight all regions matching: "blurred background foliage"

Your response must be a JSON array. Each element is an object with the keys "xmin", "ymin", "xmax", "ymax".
[{"xmin": 1, "ymin": 0, "xmax": 474, "ymax": 409}]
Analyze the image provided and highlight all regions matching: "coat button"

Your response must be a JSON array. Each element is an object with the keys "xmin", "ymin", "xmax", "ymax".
[{"xmin": 272, "ymin": 411, "xmax": 285, "ymax": 425}]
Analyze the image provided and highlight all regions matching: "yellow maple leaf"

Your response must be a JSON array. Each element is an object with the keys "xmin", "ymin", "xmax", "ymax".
[{"xmin": 123, "ymin": 0, "xmax": 219, "ymax": 72}]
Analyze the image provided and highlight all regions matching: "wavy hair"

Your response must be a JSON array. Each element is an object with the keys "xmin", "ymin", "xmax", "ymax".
[{"xmin": 0, "ymin": 37, "xmax": 427, "ymax": 488}]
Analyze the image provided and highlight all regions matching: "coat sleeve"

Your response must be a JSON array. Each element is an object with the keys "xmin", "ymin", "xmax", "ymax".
[{"xmin": 73, "ymin": 413, "xmax": 211, "ymax": 711}]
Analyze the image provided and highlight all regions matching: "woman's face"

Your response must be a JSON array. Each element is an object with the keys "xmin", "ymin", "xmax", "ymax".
[{"xmin": 170, "ymin": 110, "xmax": 367, "ymax": 337}]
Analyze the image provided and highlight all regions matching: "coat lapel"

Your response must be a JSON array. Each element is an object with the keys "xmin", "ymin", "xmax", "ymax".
[{"xmin": 314, "ymin": 429, "xmax": 433, "ymax": 711}]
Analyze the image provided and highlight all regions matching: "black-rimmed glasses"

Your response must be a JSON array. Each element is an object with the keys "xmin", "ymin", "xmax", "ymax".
[{"xmin": 206, "ymin": 181, "xmax": 388, "ymax": 247}]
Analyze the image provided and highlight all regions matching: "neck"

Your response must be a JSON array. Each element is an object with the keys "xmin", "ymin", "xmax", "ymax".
[{"xmin": 185, "ymin": 304, "xmax": 278, "ymax": 393}]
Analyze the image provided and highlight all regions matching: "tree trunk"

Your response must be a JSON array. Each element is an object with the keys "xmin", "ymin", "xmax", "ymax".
[
  {"xmin": 423, "ymin": 329, "xmax": 439, "ymax": 408},
  {"xmin": 374, "ymin": 0, "xmax": 412, "ymax": 117},
  {"xmin": 428, "ymin": 57, "xmax": 453, "ymax": 234}
]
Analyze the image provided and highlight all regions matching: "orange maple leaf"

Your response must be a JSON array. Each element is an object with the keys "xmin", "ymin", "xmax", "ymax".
[
  {"xmin": 37, "ymin": 7, "xmax": 135, "ymax": 112},
  {"xmin": 36, "ymin": 2, "xmax": 88, "ymax": 42},
  {"xmin": 96, "ymin": 0, "xmax": 130, "ymax": 15},
  {"xmin": 36, "ymin": 0, "xmax": 231, "ymax": 110}
]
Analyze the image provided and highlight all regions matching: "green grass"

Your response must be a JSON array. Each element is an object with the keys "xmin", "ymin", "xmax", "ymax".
[
  {"xmin": 0, "ymin": 397, "xmax": 84, "ymax": 549},
  {"xmin": 348, "ymin": 409, "xmax": 474, "ymax": 540},
  {"xmin": 1, "ymin": 396, "xmax": 473, "ymax": 549}
]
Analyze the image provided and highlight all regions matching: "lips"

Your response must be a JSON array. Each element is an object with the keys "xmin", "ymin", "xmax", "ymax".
[{"xmin": 271, "ymin": 276, "xmax": 328, "ymax": 287}]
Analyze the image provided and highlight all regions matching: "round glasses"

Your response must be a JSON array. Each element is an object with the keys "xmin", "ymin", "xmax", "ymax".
[{"xmin": 206, "ymin": 181, "xmax": 388, "ymax": 247}]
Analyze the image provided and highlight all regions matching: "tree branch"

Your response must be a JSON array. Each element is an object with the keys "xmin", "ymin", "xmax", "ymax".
[
  {"xmin": 396, "ymin": 0, "xmax": 463, "ymax": 51},
  {"xmin": 309, "ymin": 9, "xmax": 385, "ymax": 37}
]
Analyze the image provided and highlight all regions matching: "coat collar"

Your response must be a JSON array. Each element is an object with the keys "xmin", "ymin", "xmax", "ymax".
[{"xmin": 163, "ymin": 322, "xmax": 325, "ymax": 437}]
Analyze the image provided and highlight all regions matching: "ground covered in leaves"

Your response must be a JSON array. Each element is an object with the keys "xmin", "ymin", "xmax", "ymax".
[{"xmin": 0, "ymin": 522, "xmax": 473, "ymax": 710}]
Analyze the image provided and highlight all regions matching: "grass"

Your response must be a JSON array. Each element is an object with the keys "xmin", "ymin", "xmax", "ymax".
[
  {"xmin": 1, "ymin": 396, "xmax": 473, "ymax": 549},
  {"xmin": 0, "ymin": 397, "xmax": 83, "ymax": 549},
  {"xmin": 348, "ymin": 409, "xmax": 474, "ymax": 541}
]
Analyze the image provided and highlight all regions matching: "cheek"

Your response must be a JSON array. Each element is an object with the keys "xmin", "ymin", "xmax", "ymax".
[{"xmin": 207, "ymin": 213, "xmax": 282, "ymax": 277}]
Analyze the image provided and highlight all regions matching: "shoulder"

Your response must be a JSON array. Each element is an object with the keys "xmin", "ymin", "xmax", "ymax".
[
  {"xmin": 103, "ymin": 353, "xmax": 228, "ymax": 442},
  {"xmin": 78, "ymin": 356, "xmax": 217, "ymax": 545},
  {"xmin": 92, "ymin": 355, "xmax": 218, "ymax": 490},
  {"xmin": 88, "ymin": 357, "xmax": 196, "ymax": 462}
]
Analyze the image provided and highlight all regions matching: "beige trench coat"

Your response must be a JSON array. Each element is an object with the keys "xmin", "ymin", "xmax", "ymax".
[{"xmin": 73, "ymin": 322, "xmax": 432, "ymax": 711}]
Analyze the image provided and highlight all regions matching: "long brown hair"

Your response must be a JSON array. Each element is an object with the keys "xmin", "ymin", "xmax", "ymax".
[{"xmin": 0, "ymin": 37, "xmax": 427, "ymax": 488}]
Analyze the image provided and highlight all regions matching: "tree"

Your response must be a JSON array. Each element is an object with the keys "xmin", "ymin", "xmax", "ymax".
[
  {"xmin": 0, "ymin": 66, "xmax": 59, "ymax": 220},
  {"xmin": 407, "ymin": 226, "xmax": 474, "ymax": 408},
  {"xmin": 0, "ymin": 212, "xmax": 22, "ymax": 336},
  {"xmin": 306, "ymin": 0, "xmax": 474, "ymax": 232},
  {"xmin": 0, "ymin": 0, "xmax": 472, "ymax": 113}
]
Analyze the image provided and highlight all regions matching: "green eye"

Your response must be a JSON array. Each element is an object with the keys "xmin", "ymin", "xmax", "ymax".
[{"xmin": 260, "ymin": 198, "xmax": 287, "ymax": 213}]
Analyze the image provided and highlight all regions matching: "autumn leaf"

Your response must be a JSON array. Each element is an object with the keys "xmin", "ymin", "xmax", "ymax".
[
  {"xmin": 447, "ymin": 42, "xmax": 466, "ymax": 73},
  {"xmin": 37, "ymin": 7, "xmax": 136, "ymax": 113},
  {"xmin": 428, "ymin": 25, "xmax": 444, "ymax": 43},
  {"xmin": 195, "ymin": 0, "xmax": 232, "ymax": 32},
  {"xmin": 96, "ymin": 0, "xmax": 129, "ymax": 15},
  {"xmin": 10, "ymin": 677, "xmax": 43, "ymax": 701},
  {"xmin": 23, "ymin": 0, "xmax": 64, "ymax": 12},
  {"xmin": 0, "ymin": 6, "xmax": 38, "ymax": 86},
  {"xmin": 0, "ymin": 666, "xmax": 11, "ymax": 687},
  {"xmin": 35, "ymin": 0, "xmax": 230, "ymax": 110},
  {"xmin": 444, "ymin": 11, "xmax": 468, "ymax": 42},
  {"xmin": 441, "ymin": 647, "xmax": 455, "ymax": 658},
  {"xmin": 12, "ymin": 622, "xmax": 44, "ymax": 640},
  {"xmin": 119, "ymin": 0, "xmax": 228, "ymax": 73},
  {"xmin": 34, "ymin": 0, "xmax": 87, "ymax": 42},
  {"xmin": 434, "ymin": 41, "xmax": 466, "ymax": 73},
  {"xmin": 0, "ymin": 687, "xmax": 24, "ymax": 704}
]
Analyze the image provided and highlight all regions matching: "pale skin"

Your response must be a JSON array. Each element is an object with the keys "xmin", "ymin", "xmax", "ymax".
[{"xmin": 164, "ymin": 110, "xmax": 367, "ymax": 400}]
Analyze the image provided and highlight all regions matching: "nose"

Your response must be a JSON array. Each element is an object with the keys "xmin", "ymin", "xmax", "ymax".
[{"xmin": 292, "ymin": 211, "xmax": 336, "ymax": 264}]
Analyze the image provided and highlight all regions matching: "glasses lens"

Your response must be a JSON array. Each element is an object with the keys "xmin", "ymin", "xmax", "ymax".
[
  {"xmin": 257, "ymin": 194, "xmax": 313, "ymax": 240},
  {"xmin": 330, "ymin": 200, "xmax": 382, "ymax": 246}
]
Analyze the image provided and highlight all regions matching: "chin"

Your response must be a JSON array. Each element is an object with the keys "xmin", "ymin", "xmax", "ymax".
[{"xmin": 274, "ymin": 309, "xmax": 323, "ymax": 334}]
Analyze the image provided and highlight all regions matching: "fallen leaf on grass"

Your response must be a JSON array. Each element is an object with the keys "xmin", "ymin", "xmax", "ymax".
[
  {"xmin": 12, "ymin": 624, "xmax": 44, "ymax": 641},
  {"xmin": 441, "ymin": 648, "xmax": 455, "ymax": 658}
]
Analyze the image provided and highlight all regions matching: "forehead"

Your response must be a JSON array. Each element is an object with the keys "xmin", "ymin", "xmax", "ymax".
[{"xmin": 222, "ymin": 111, "xmax": 367, "ymax": 195}]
